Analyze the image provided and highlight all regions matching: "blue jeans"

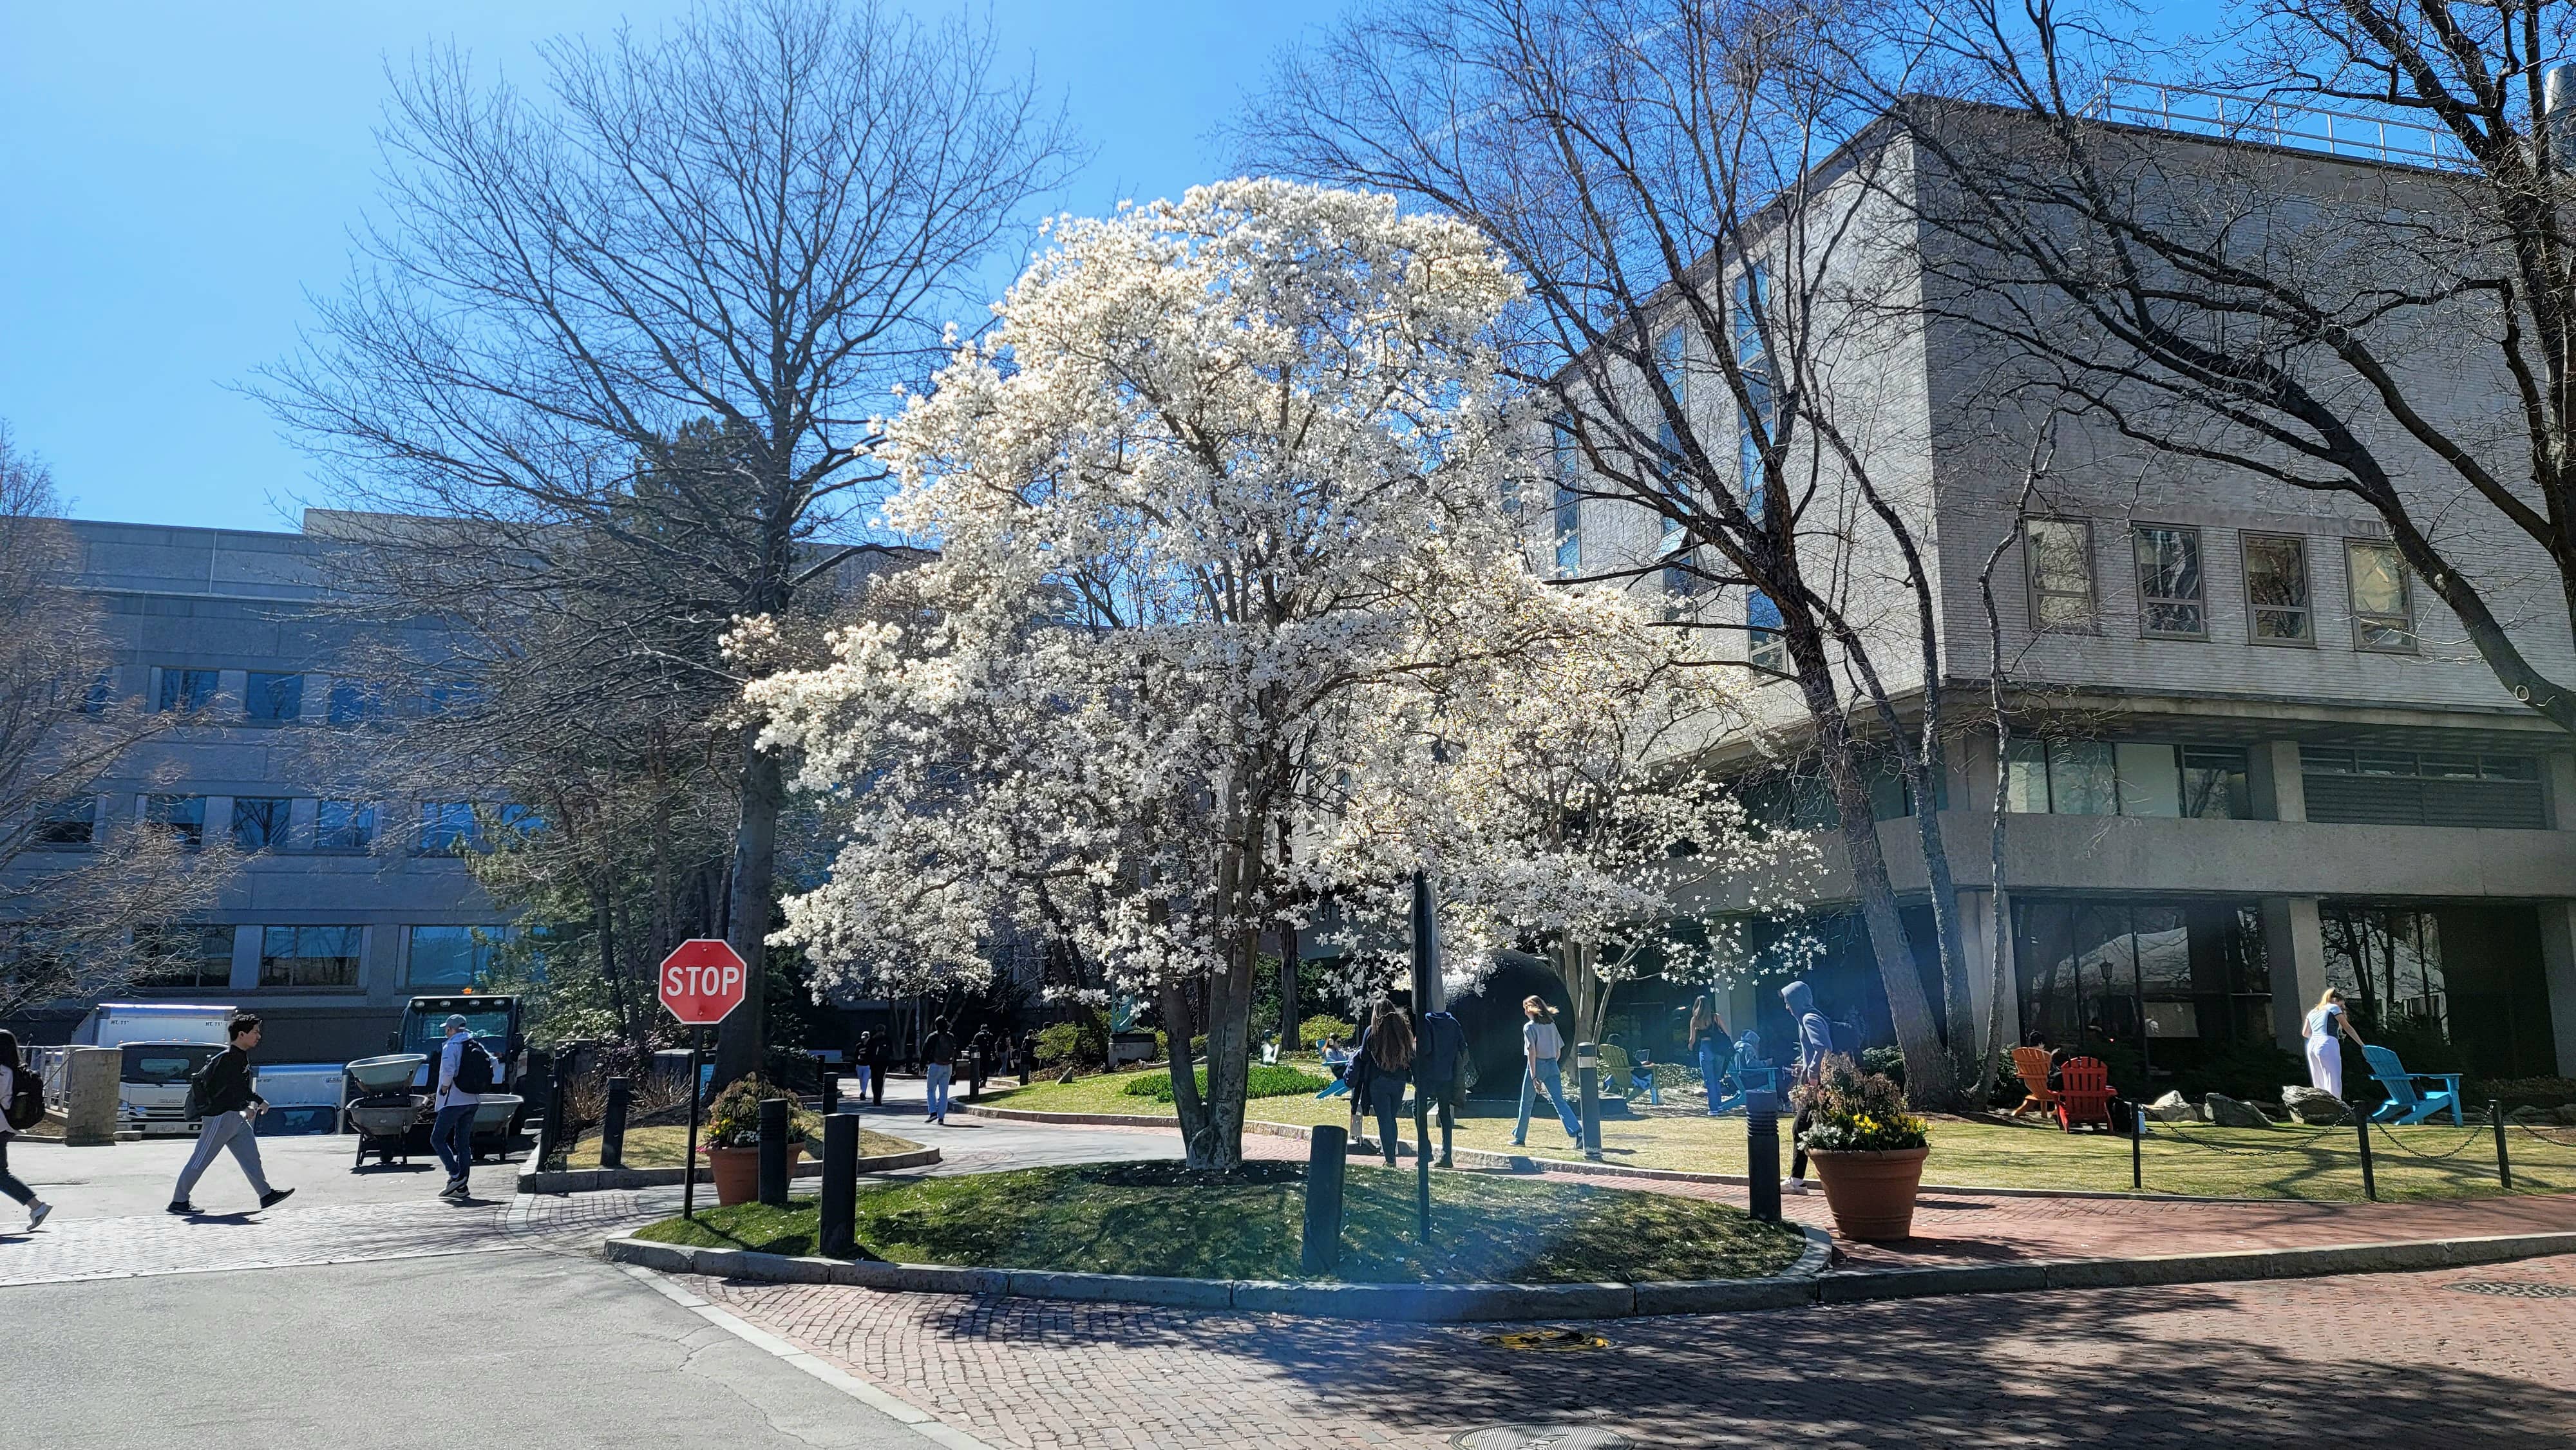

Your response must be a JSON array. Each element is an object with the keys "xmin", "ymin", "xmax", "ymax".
[
  {"xmin": 1700, "ymin": 1042, "xmax": 1730, "ymax": 1114},
  {"xmin": 430, "ymin": 1104, "xmax": 476, "ymax": 1183},
  {"xmin": 1514, "ymin": 1059, "xmax": 1580, "ymax": 1144},
  {"xmin": 925, "ymin": 1064, "xmax": 952, "ymax": 1119}
]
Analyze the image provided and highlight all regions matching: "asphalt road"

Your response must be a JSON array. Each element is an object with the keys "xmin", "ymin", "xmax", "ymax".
[{"xmin": 18, "ymin": 1248, "xmax": 924, "ymax": 1450}]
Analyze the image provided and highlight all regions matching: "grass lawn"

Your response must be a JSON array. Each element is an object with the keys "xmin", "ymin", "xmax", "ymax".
[
  {"xmin": 983, "ymin": 1072, "xmax": 2576, "ymax": 1202},
  {"xmin": 632, "ymin": 1160, "xmax": 1808, "ymax": 1283},
  {"xmin": 563, "ymin": 1122, "xmax": 920, "ymax": 1170}
]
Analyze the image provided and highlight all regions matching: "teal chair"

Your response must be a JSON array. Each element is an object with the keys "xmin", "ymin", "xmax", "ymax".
[{"xmin": 2362, "ymin": 1044, "xmax": 2463, "ymax": 1126}]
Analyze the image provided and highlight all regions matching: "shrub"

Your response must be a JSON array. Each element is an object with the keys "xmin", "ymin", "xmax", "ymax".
[
  {"xmin": 703, "ymin": 1075, "xmax": 822, "ymax": 1149},
  {"xmin": 1035, "ymin": 1011, "xmax": 1110, "ymax": 1070},
  {"xmin": 1122, "ymin": 1064, "xmax": 1329, "ymax": 1103},
  {"xmin": 1296, "ymin": 1015, "xmax": 1357, "ymax": 1048},
  {"xmin": 1859, "ymin": 1045, "xmax": 1906, "ymax": 1087},
  {"xmin": 1151, "ymin": 1030, "xmax": 1209, "ymax": 1060},
  {"xmin": 2467, "ymin": 1076, "xmax": 2576, "ymax": 1110},
  {"xmin": 1792, "ymin": 1053, "xmax": 1927, "ymax": 1152},
  {"xmin": 2371, "ymin": 1017, "xmax": 2466, "ymax": 1075}
]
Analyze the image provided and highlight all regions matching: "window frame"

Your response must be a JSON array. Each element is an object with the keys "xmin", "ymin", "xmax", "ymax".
[
  {"xmin": 243, "ymin": 671, "xmax": 305, "ymax": 725},
  {"xmin": 2345, "ymin": 538, "xmax": 2417, "ymax": 654},
  {"xmin": 156, "ymin": 667, "xmax": 222, "ymax": 714},
  {"xmin": 258, "ymin": 925, "xmax": 366, "ymax": 990},
  {"xmin": 2022, "ymin": 517, "xmax": 2099, "ymax": 634},
  {"xmin": 32, "ymin": 796, "xmax": 97, "ymax": 849},
  {"xmin": 230, "ymin": 796, "xmax": 293, "ymax": 853},
  {"xmin": 2240, "ymin": 531, "xmax": 2315, "ymax": 646},
  {"xmin": 1745, "ymin": 588, "xmax": 1786, "ymax": 673},
  {"xmin": 314, "ymin": 799, "xmax": 379, "ymax": 852},
  {"xmin": 417, "ymin": 800, "xmax": 482, "ymax": 855},
  {"xmin": 2130, "ymin": 523, "xmax": 2207, "ymax": 641},
  {"xmin": 133, "ymin": 924, "xmax": 238, "ymax": 992},
  {"xmin": 144, "ymin": 794, "xmax": 207, "ymax": 849}
]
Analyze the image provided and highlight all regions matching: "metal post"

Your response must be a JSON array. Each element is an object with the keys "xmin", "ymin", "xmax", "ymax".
[
  {"xmin": 2492, "ymin": 1099, "xmax": 2513, "ymax": 1192},
  {"xmin": 1576, "ymin": 1042, "xmax": 1602, "ymax": 1162},
  {"xmin": 1302, "ymin": 1124, "xmax": 1348, "ymax": 1274},
  {"xmin": 758, "ymin": 1097, "xmax": 790, "ymax": 1207},
  {"xmin": 819, "ymin": 1111, "xmax": 858, "ymax": 1258},
  {"xmin": 683, "ymin": 1027, "xmax": 705, "ymax": 1220},
  {"xmin": 1408, "ymin": 870, "xmax": 1439, "ymax": 1245},
  {"xmin": 2356, "ymin": 1109, "xmax": 2377, "ymax": 1202},
  {"xmin": 1747, "ymin": 1089, "xmax": 1782, "ymax": 1223},
  {"xmin": 601, "ymin": 1075, "xmax": 631, "ymax": 1171},
  {"xmin": 542, "ymin": 1051, "xmax": 573, "ymax": 1171},
  {"xmin": 822, "ymin": 1071, "xmax": 840, "ymax": 1116}
]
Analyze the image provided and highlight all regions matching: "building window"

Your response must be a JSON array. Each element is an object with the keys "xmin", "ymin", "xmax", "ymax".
[
  {"xmin": 231, "ymin": 797, "xmax": 292, "ymax": 853},
  {"xmin": 2132, "ymin": 525, "xmax": 2204, "ymax": 639},
  {"xmin": 327, "ymin": 679, "xmax": 380, "ymax": 726},
  {"xmin": 260, "ymin": 925, "xmax": 364, "ymax": 988},
  {"xmin": 419, "ymin": 801, "xmax": 480, "ymax": 854},
  {"xmin": 2346, "ymin": 540, "xmax": 2415, "ymax": 652},
  {"xmin": 245, "ymin": 672, "xmax": 305, "ymax": 723},
  {"xmin": 133, "ymin": 925, "xmax": 236, "ymax": 992},
  {"xmin": 2300, "ymin": 747, "xmax": 2544, "ymax": 829},
  {"xmin": 1662, "ymin": 558, "xmax": 1703, "ymax": 621},
  {"xmin": 1550, "ymin": 418, "xmax": 1582, "ymax": 577},
  {"xmin": 2242, "ymin": 532, "xmax": 2313, "ymax": 643},
  {"xmin": 2023, "ymin": 518, "xmax": 2096, "ymax": 631},
  {"xmin": 1745, "ymin": 590, "xmax": 1785, "ymax": 672},
  {"xmin": 2007, "ymin": 740, "xmax": 2248, "ymax": 820},
  {"xmin": 406, "ymin": 925, "xmax": 514, "ymax": 989},
  {"xmin": 158, "ymin": 668, "xmax": 221, "ymax": 713},
  {"xmin": 2320, "ymin": 905, "xmax": 2445, "ymax": 1037},
  {"xmin": 316, "ymin": 800, "xmax": 378, "ymax": 851},
  {"xmin": 1733, "ymin": 267, "xmax": 1771, "ymax": 521},
  {"xmin": 79, "ymin": 670, "xmax": 115, "ymax": 715},
  {"xmin": 33, "ymin": 797, "xmax": 95, "ymax": 847},
  {"xmin": 145, "ymin": 795, "xmax": 206, "ymax": 849},
  {"xmin": 2014, "ymin": 899, "xmax": 2272, "ymax": 1064}
]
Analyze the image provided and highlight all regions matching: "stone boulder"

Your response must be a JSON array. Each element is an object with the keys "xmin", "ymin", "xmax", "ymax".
[
  {"xmin": 2204, "ymin": 1093, "xmax": 2273, "ymax": 1129},
  {"xmin": 2512, "ymin": 1105, "xmax": 2559, "ymax": 1126},
  {"xmin": 2557, "ymin": 1104, "xmax": 2576, "ymax": 1126},
  {"xmin": 2142, "ymin": 1091, "xmax": 2201, "ymax": 1124},
  {"xmin": 2280, "ymin": 1086, "xmax": 2352, "ymax": 1124}
]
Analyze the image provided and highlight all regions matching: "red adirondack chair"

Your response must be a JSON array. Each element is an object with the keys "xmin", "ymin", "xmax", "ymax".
[{"xmin": 2054, "ymin": 1056, "xmax": 2116, "ymax": 1133}]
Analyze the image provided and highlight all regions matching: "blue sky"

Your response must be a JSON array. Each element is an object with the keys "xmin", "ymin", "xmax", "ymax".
[{"xmin": 0, "ymin": 2, "xmax": 1336, "ymax": 531}]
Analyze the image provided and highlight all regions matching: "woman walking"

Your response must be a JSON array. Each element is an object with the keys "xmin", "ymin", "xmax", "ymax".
[
  {"xmin": 1687, "ymin": 996, "xmax": 1731, "ymax": 1115},
  {"xmin": 1356, "ymin": 1000, "xmax": 1415, "ymax": 1166},
  {"xmin": 0, "ymin": 1032, "xmax": 53, "ymax": 1230},
  {"xmin": 2304, "ymin": 988, "xmax": 2365, "ymax": 1099},
  {"xmin": 1512, "ymin": 996, "xmax": 1582, "ymax": 1146}
]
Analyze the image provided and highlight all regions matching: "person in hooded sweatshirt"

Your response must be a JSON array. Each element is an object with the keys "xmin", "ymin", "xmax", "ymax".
[{"xmin": 1781, "ymin": 980, "xmax": 1834, "ymax": 1194}]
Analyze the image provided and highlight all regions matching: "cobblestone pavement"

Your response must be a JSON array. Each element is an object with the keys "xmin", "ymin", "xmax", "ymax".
[
  {"xmin": 701, "ymin": 1250, "xmax": 2576, "ymax": 1449},
  {"xmin": 1226, "ymin": 1133, "xmax": 2576, "ymax": 1268}
]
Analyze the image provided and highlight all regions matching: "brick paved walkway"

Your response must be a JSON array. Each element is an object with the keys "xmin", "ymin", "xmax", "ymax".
[
  {"xmin": 702, "ymin": 1250, "xmax": 2576, "ymax": 1448},
  {"xmin": 1229, "ymin": 1131, "xmax": 2576, "ymax": 1270}
]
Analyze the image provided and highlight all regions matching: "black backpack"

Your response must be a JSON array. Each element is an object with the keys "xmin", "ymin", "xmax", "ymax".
[
  {"xmin": 453, "ymin": 1038, "xmax": 497, "ymax": 1094},
  {"xmin": 3, "ymin": 1063, "xmax": 41, "ymax": 1131}
]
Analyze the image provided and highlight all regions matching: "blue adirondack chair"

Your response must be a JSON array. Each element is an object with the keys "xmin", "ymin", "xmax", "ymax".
[
  {"xmin": 1710, "ymin": 1036, "xmax": 1782, "ymax": 1115},
  {"xmin": 2363, "ymin": 1044, "xmax": 2464, "ymax": 1125}
]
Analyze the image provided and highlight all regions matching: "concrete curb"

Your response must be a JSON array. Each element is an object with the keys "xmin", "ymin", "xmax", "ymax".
[
  {"xmin": 601, "ymin": 1225, "xmax": 2576, "ymax": 1320},
  {"xmin": 516, "ymin": 1147, "xmax": 940, "ymax": 1195},
  {"xmin": 955, "ymin": 1103, "xmax": 2299, "ymax": 1203}
]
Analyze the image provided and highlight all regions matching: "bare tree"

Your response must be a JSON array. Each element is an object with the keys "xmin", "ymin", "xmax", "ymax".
[
  {"xmin": 254, "ymin": 0, "xmax": 1081, "ymax": 1084},
  {"xmin": 1249, "ymin": 0, "xmax": 1991, "ymax": 1102},
  {"xmin": 0, "ymin": 424, "xmax": 235, "ymax": 1017},
  {"xmin": 1888, "ymin": 0, "xmax": 2576, "ymax": 737}
]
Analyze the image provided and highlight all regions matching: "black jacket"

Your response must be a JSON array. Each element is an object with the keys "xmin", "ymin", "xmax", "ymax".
[
  {"xmin": 193, "ymin": 1046, "xmax": 264, "ymax": 1116},
  {"xmin": 923, "ymin": 1032, "xmax": 957, "ymax": 1066}
]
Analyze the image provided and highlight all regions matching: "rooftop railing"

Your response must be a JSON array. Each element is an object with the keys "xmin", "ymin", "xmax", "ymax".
[{"xmin": 2089, "ymin": 79, "xmax": 2470, "ymax": 170}]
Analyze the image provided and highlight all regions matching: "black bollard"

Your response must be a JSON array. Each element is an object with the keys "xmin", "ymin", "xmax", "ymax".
[
  {"xmin": 2492, "ymin": 1099, "xmax": 2513, "ymax": 1192},
  {"xmin": 1302, "ymin": 1124, "xmax": 1348, "ymax": 1274},
  {"xmin": 822, "ymin": 1071, "xmax": 840, "ymax": 1116},
  {"xmin": 819, "ymin": 1111, "xmax": 858, "ymax": 1258},
  {"xmin": 758, "ymin": 1097, "xmax": 791, "ymax": 1207},
  {"xmin": 540, "ymin": 1051, "xmax": 573, "ymax": 1171},
  {"xmin": 1748, "ymin": 1090, "xmax": 1782, "ymax": 1223},
  {"xmin": 2355, "ymin": 1109, "xmax": 2377, "ymax": 1202},
  {"xmin": 1576, "ymin": 1042, "xmax": 1602, "ymax": 1162},
  {"xmin": 600, "ymin": 1075, "xmax": 631, "ymax": 1171}
]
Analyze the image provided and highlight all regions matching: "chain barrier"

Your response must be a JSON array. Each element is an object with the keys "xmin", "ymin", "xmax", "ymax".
[
  {"xmin": 2506, "ymin": 1118, "xmax": 2576, "ymax": 1149},
  {"xmin": 2365, "ymin": 1118, "xmax": 2490, "ymax": 1163},
  {"xmin": 2148, "ymin": 1117, "xmax": 2350, "ymax": 1157}
]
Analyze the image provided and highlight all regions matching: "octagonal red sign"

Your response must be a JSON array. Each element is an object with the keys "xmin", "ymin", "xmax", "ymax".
[{"xmin": 659, "ymin": 938, "xmax": 748, "ymax": 1026}]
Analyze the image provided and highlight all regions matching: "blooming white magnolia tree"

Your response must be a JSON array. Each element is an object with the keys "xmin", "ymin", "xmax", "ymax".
[
  {"xmin": 1324, "ymin": 598, "xmax": 1823, "ymax": 1059},
  {"xmin": 748, "ymin": 179, "xmax": 1577, "ymax": 1169}
]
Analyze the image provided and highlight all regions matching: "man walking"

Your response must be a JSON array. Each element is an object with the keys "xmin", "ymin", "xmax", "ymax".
[
  {"xmin": 169, "ymin": 1015, "xmax": 293, "ymax": 1216},
  {"xmin": 431, "ymin": 1014, "xmax": 491, "ymax": 1201},
  {"xmin": 864, "ymin": 1030, "xmax": 891, "ymax": 1107},
  {"xmin": 968, "ymin": 1024, "xmax": 995, "ymax": 1097},
  {"xmin": 922, "ymin": 1018, "xmax": 958, "ymax": 1125},
  {"xmin": 1781, "ymin": 979, "xmax": 1835, "ymax": 1195}
]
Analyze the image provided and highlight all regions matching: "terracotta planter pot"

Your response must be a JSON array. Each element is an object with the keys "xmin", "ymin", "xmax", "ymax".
[
  {"xmin": 703, "ymin": 1143, "xmax": 804, "ymax": 1206},
  {"xmin": 1805, "ymin": 1145, "xmax": 1931, "ymax": 1241}
]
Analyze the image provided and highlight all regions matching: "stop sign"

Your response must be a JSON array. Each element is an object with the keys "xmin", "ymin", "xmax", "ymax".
[{"xmin": 659, "ymin": 938, "xmax": 748, "ymax": 1026}]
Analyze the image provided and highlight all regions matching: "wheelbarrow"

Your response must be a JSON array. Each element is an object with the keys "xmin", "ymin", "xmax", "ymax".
[{"xmin": 348, "ymin": 1092, "xmax": 430, "ymax": 1167}]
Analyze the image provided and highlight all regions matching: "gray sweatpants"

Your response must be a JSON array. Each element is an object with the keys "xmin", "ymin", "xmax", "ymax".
[{"xmin": 173, "ymin": 1110, "xmax": 271, "ymax": 1202}]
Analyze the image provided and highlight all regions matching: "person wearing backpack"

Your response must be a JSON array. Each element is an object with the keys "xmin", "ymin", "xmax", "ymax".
[
  {"xmin": 0, "ymin": 1031, "xmax": 53, "ymax": 1230},
  {"xmin": 169, "ymin": 1014, "xmax": 293, "ymax": 1216},
  {"xmin": 1781, "ymin": 979, "xmax": 1835, "ymax": 1195},
  {"xmin": 432, "ymin": 1014, "xmax": 494, "ymax": 1201}
]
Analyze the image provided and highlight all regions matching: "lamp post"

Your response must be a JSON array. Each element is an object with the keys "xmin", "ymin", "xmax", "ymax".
[{"xmin": 1408, "ymin": 869, "xmax": 1441, "ymax": 1243}]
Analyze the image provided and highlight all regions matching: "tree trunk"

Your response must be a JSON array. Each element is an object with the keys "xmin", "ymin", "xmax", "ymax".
[
  {"xmin": 713, "ymin": 728, "xmax": 782, "ymax": 1087},
  {"xmin": 1277, "ymin": 925, "xmax": 1302, "ymax": 1052}
]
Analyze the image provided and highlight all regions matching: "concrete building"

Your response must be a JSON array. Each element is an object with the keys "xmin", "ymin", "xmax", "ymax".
[
  {"xmin": 5, "ymin": 516, "xmax": 509, "ymax": 1064},
  {"xmin": 1538, "ymin": 101, "xmax": 2576, "ymax": 1086}
]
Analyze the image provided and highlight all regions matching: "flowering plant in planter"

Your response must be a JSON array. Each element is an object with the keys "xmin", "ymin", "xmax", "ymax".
[
  {"xmin": 703, "ymin": 1075, "xmax": 822, "ymax": 1150},
  {"xmin": 1792, "ymin": 1055, "xmax": 1930, "ymax": 1240}
]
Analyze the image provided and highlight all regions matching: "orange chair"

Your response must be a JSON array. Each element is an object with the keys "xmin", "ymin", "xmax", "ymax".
[
  {"xmin": 2009, "ymin": 1046, "xmax": 2057, "ymax": 1118},
  {"xmin": 2054, "ymin": 1056, "xmax": 2116, "ymax": 1133}
]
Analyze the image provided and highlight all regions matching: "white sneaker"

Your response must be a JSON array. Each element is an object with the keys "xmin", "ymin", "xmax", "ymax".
[
  {"xmin": 1786, "ymin": 1178, "xmax": 1808, "ymax": 1194},
  {"xmin": 26, "ymin": 1200, "xmax": 50, "ymax": 1230}
]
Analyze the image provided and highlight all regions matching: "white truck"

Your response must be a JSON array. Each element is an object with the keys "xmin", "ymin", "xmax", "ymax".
[{"xmin": 67, "ymin": 1003, "xmax": 237, "ymax": 1136}]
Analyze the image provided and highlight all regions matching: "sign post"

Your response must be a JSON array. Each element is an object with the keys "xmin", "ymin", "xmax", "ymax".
[{"xmin": 659, "ymin": 938, "xmax": 750, "ymax": 1219}]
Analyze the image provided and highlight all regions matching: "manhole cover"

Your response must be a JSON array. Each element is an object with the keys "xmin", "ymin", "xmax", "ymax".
[
  {"xmin": 1450, "ymin": 1428, "xmax": 1633, "ymax": 1450},
  {"xmin": 1477, "ymin": 1328, "xmax": 1611, "ymax": 1351},
  {"xmin": 2452, "ymin": 1280, "xmax": 2576, "ymax": 1299}
]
